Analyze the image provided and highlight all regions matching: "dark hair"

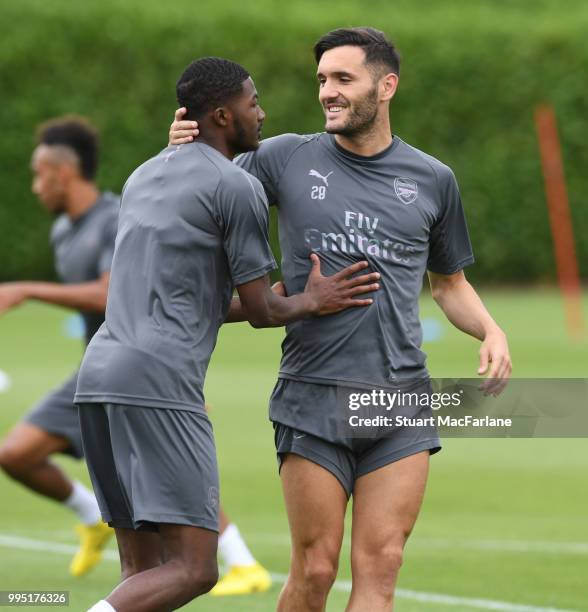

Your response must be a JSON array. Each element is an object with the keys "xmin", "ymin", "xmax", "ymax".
[
  {"xmin": 36, "ymin": 115, "xmax": 100, "ymax": 180},
  {"xmin": 314, "ymin": 27, "xmax": 400, "ymax": 76},
  {"xmin": 176, "ymin": 57, "xmax": 250, "ymax": 121}
]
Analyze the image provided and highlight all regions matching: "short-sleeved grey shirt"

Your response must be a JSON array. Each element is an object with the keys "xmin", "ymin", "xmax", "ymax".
[
  {"xmin": 51, "ymin": 192, "xmax": 119, "ymax": 345},
  {"xmin": 236, "ymin": 133, "xmax": 474, "ymax": 389},
  {"xmin": 74, "ymin": 143, "xmax": 277, "ymax": 413}
]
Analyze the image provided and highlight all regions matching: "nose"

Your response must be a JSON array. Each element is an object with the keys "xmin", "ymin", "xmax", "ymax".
[
  {"xmin": 319, "ymin": 79, "xmax": 339, "ymax": 104},
  {"xmin": 258, "ymin": 106, "xmax": 266, "ymax": 123}
]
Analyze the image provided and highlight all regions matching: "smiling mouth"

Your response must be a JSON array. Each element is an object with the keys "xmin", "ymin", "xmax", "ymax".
[{"xmin": 325, "ymin": 105, "xmax": 346, "ymax": 115}]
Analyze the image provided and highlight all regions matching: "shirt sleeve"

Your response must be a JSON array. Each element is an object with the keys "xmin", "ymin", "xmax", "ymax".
[
  {"xmin": 427, "ymin": 167, "xmax": 475, "ymax": 274},
  {"xmin": 215, "ymin": 171, "xmax": 277, "ymax": 286},
  {"xmin": 234, "ymin": 134, "xmax": 308, "ymax": 206},
  {"xmin": 97, "ymin": 207, "xmax": 119, "ymax": 276}
]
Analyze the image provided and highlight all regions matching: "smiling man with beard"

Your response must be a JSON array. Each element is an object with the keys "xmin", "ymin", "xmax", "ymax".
[{"xmin": 170, "ymin": 28, "xmax": 511, "ymax": 611}]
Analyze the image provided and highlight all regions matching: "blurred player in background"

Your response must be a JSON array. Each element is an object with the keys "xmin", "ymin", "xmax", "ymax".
[{"xmin": 0, "ymin": 116, "xmax": 116, "ymax": 576}]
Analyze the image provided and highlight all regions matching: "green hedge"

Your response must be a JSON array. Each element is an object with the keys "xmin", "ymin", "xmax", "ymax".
[{"xmin": 1, "ymin": 0, "xmax": 587, "ymax": 283}]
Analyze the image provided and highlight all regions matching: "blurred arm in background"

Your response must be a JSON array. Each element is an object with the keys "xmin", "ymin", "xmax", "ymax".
[{"xmin": 0, "ymin": 272, "xmax": 109, "ymax": 316}]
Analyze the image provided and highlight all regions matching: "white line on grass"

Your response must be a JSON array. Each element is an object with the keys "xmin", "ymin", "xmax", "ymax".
[
  {"xmin": 430, "ymin": 539, "xmax": 588, "ymax": 555},
  {"xmin": 246, "ymin": 533, "xmax": 588, "ymax": 555},
  {"xmin": 0, "ymin": 533, "xmax": 119, "ymax": 561},
  {"xmin": 0, "ymin": 533, "xmax": 578, "ymax": 612}
]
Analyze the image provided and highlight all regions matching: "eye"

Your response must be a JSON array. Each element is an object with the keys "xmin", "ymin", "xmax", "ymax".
[{"xmin": 318, "ymin": 78, "xmax": 326, "ymax": 86}]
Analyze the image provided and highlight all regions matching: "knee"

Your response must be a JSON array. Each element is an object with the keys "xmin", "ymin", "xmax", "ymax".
[
  {"xmin": 194, "ymin": 565, "xmax": 219, "ymax": 596},
  {"xmin": 180, "ymin": 561, "xmax": 219, "ymax": 598},
  {"xmin": 353, "ymin": 543, "xmax": 404, "ymax": 588},
  {"xmin": 380, "ymin": 544, "xmax": 404, "ymax": 575},
  {"xmin": 0, "ymin": 443, "xmax": 29, "ymax": 477},
  {"xmin": 303, "ymin": 555, "xmax": 338, "ymax": 594},
  {"xmin": 292, "ymin": 542, "xmax": 339, "ymax": 602}
]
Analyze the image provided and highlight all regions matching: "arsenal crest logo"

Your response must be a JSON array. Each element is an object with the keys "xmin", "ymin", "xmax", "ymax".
[{"xmin": 394, "ymin": 177, "xmax": 418, "ymax": 205}]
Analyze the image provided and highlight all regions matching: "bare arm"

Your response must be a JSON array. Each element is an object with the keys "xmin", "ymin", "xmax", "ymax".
[
  {"xmin": 237, "ymin": 276, "xmax": 317, "ymax": 328},
  {"xmin": 236, "ymin": 254, "xmax": 379, "ymax": 328},
  {"xmin": 428, "ymin": 270, "xmax": 511, "ymax": 388},
  {"xmin": 225, "ymin": 281, "xmax": 285, "ymax": 324},
  {"xmin": 225, "ymin": 296, "xmax": 246, "ymax": 323},
  {"xmin": 0, "ymin": 272, "xmax": 110, "ymax": 315}
]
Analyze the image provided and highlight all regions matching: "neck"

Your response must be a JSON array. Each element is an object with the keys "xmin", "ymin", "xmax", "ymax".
[
  {"xmin": 199, "ymin": 137, "xmax": 234, "ymax": 160},
  {"xmin": 194, "ymin": 124, "xmax": 235, "ymax": 160},
  {"xmin": 65, "ymin": 181, "xmax": 100, "ymax": 220},
  {"xmin": 334, "ymin": 112, "xmax": 393, "ymax": 157}
]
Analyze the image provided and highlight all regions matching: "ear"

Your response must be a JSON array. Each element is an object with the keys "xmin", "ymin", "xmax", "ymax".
[
  {"xmin": 57, "ymin": 160, "xmax": 77, "ymax": 184},
  {"xmin": 380, "ymin": 72, "xmax": 399, "ymax": 102},
  {"xmin": 212, "ymin": 107, "xmax": 231, "ymax": 127}
]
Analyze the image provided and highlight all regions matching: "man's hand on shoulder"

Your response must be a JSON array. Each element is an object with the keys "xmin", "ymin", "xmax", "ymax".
[{"xmin": 169, "ymin": 107, "xmax": 199, "ymax": 145}]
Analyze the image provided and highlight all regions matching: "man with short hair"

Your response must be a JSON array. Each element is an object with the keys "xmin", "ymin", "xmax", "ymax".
[
  {"xmin": 77, "ymin": 56, "xmax": 379, "ymax": 612},
  {"xmin": 170, "ymin": 27, "xmax": 511, "ymax": 610},
  {"xmin": 1, "ymin": 115, "xmax": 269, "ymax": 589},
  {"xmin": 0, "ymin": 116, "xmax": 116, "ymax": 576}
]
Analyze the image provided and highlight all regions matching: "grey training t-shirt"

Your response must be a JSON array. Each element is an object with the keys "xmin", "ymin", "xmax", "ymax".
[
  {"xmin": 236, "ymin": 133, "xmax": 474, "ymax": 390},
  {"xmin": 51, "ymin": 192, "xmax": 119, "ymax": 345},
  {"xmin": 75, "ymin": 142, "xmax": 277, "ymax": 413}
]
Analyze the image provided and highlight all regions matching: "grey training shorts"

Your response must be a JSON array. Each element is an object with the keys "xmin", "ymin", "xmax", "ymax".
[
  {"xmin": 78, "ymin": 403, "xmax": 219, "ymax": 533},
  {"xmin": 24, "ymin": 372, "xmax": 83, "ymax": 459},
  {"xmin": 271, "ymin": 378, "xmax": 442, "ymax": 497}
]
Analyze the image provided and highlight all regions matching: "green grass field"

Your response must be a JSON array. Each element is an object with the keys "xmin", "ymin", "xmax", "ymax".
[{"xmin": 0, "ymin": 289, "xmax": 587, "ymax": 611}]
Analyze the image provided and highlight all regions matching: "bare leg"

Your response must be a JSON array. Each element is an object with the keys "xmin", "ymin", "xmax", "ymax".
[
  {"xmin": 277, "ymin": 454, "xmax": 348, "ymax": 612},
  {"xmin": 346, "ymin": 451, "xmax": 430, "ymax": 612},
  {"xmin": 105, "ymin": 523, "xmax": 218, "ymax": 612},
  {"xmin": 0, "ymin": 423, "xmax": 72, "ymax": 500},
  {"xmin": 114, "ymin": 528, "xmax": 164, "ymax": 582}
]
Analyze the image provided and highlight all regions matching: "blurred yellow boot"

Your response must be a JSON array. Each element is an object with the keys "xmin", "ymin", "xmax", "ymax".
[
  {"xmin": 210, "ymin": 562, "xmax": 272, "ymax": 596},
  {"xmin": 69, "ymin": 521, "xmax": 113, "ymax": 577}
]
